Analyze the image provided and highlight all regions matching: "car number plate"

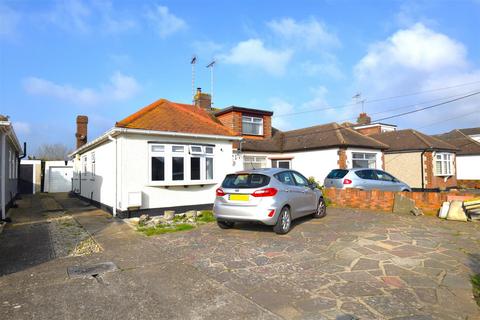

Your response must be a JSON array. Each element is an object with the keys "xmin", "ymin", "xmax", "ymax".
[{"xmin": 229, "ymin": 194, "xmax": 249, "ymax": 201}]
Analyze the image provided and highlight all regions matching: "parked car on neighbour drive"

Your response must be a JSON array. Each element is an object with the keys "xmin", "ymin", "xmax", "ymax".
[
  {"xmin": 324, "ymin": 168, "xmax": 412, "ymax": 192},
  {"xmin": 213, "ymin": 168, "xmax": 326, "ymax": 234}
]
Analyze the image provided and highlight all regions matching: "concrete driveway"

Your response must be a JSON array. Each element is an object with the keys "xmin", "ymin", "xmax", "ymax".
[{"xmin": 1, "ymin": 193, "xmax": 479, "ymax": 320}]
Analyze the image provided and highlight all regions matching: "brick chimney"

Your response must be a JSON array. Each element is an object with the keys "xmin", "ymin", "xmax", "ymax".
[
  {"xmin": 357, "ymin": 112, "xmax": 371, "ymax": 125},
  {"xmin": 194, "ymin": 88, "xmax": 211, "ymax": 110},
  {"xmin": 75, "ymin": 115, "xmax": 88, "ymax": 149}
]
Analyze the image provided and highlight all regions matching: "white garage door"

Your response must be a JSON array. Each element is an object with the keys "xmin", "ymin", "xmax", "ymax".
[{"xmin": 49, "ymin": 166, "xmax": 73, "ymax": 193}]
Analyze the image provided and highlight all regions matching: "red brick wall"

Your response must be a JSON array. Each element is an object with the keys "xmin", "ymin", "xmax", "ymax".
[
  {"xmin": 324, "ymin": 188, "xmax": 478, "ymax": 216},
  {"xmin": 338, "ymin": 148, "xmax": 347, "ymax": 169},
  {"xmin": 424, "ymin": 151, "xmax": 457, "ymax": 190},
  {"xmin": 355, "ymin": 126, "xmax": 381, "ymax": 136},
  {"xmin": 216, "ymin": 111, "xmax": 272, "ymax": 139},
  {"xmin": 217, "ymin": 111, "xmax": 242, "ymax": 134},
  {"xmin": 457, "ymin": 180, "xmax": 480, "ymax": 189}
]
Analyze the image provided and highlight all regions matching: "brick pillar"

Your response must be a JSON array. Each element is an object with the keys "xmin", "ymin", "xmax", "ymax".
[
  {"xmin": 381, "ymin": 152, "xmax": 385, "ymax": 170},
  {"xmin": 338, "ymin": 148, "xmax": 347, "ymax": 169},
  {"xmin": 424, "ymin": 151, "xmax": 433, "ymax": 189}
]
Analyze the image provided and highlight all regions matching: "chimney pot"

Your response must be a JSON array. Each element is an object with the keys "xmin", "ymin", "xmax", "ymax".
[
  {"xmin": 76, "ymin": 115, "xmax": 88, "ymax": 149},
  {"xmin": 357, "ymin": 112, "xmax": 371, "ymax": 125}
]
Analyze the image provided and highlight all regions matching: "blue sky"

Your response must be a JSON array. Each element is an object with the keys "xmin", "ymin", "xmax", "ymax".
[{"xmin": 1, "ymin": 0, "xmax": 479, "ymax": 154}]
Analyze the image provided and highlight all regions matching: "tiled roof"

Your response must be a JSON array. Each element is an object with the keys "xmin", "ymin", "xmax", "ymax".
[
  {"xmin": 242, "ymin": 123, "xmax": 389, "ymax": 152},
  {"xmin": 458, "ymin": 127, "xmax": 480, "ymax": 136},
  {"xmin": 115, "ymin": 99, "xmax": 237, "ymax": 137},
  {"xmin": 370, "ymin": 129, "xmax": 458, "ymax": 153},
  {"xmin": 434, "ymin": 130, "xmax": 480, "ymax": 155}
]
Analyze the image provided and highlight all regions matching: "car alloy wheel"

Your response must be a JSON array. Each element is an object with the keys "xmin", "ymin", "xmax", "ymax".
[
  {"xmin": 314, "ymin": 199, "xmax": 326, "ymax": 218},
  {"xmin": 274, "ymin": 206, "xmax": 291, "ymax": 234}
]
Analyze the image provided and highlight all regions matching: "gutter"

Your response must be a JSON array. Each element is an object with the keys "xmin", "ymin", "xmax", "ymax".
[
  {"xmin": 1, "ymin": 131, "xmax": 5, "ymax": 220},
  {"xmin": 420, "ymin": 150, "xmax": 425, "ymax": 190},
  {"xmin": 69, "ymin": 127, "xmax": 242, "ymax": 157}
]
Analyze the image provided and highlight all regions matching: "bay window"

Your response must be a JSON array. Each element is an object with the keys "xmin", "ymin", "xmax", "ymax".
[
  {"xmin": 435, "ymin": 153, "xmax": 453, "ymax": 176},
  {"xmin": 149, "ymin": 144, "xmax": 215, "ymax": 184},
  {"xmin": 242, "ymin": 116, "xmax": 263, "ymax": 135}
]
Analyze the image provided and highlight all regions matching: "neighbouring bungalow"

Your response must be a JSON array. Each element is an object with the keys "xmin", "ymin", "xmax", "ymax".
[
  {"xmin": 235, "ymin": 122, "xmax": 389, "ymax": 183},
  {"xmin": 70, "ymin": 90, "xmax": 241, "ymax": 217},
  {"xmin": 215, "ymin": 107, "xmax": 389, "ymax": 182},
  {"xmin": 370, "ymin": 129, "xmax": 459, "ymax": 190},
  {"xmin": 0, "ymin": 115, "xmax": 23, "ymax": 220},
  {"xmin": 435, "ymin": 128, "xmax": 480, "ymax": 188}
]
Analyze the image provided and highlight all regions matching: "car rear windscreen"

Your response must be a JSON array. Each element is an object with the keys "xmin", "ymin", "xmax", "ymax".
[
  {"xmin": 326, "ymin": 169, "xmax": 349, "ymax": 179},
  {"xmin": 222, "ymin": 174, "xmax": 270, "ymax": 189}
]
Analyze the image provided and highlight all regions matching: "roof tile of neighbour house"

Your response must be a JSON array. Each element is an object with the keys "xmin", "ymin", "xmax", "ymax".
[
  {"xmin": 242, "ymin": 122, "xmax": 389, "ymax": 152},
  {"xmin": 434, "ymin": 130, "xmax": 480, "ymax": 155},
  {"xmin": 458, "ymin": 127, "xmax": 480, "ymax": 136},
  {"xmin": 115, "ymin": 99, "xmax": 237, "ymax": 137},
  {"xmin": 370, "ymin": 129, "xmax": 458, "ymax": 153}
]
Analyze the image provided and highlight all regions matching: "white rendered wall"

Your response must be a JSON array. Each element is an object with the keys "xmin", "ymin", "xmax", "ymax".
[
  {"xmin": 240, "ymin": 148, "xmax": 340, "ymax": 185},
  {"xmin": 118, "ymin": 133, "xmax": 235, "ymax": 211},
  {"xmin": 457, "ymin": 155, "xmax": 480, "ymax": 180},
  {"xmin": 72, "ymin": 140, "xmax": 116, "ymax": 208}
]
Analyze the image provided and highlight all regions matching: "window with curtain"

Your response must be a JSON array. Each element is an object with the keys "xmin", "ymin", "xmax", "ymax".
[
  {"xmin": 242, "ymin": 116, "xmax": 263, "ymax": 135},
  {"xmin": 435, "ymin": 153, "xmax": 453, "ymax": 176},
  {"xmin": 352, "ymin": 153, "xmax": 377, "ymax": 168}
]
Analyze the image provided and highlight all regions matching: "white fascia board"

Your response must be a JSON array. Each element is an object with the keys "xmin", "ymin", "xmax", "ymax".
[
  {"xmin": 354, "ymin": 123, "xmax": 397, "ymax": 130},
  {"xmin": 69, "ymin": 127, "xmax": 242, "ymax": 157},
  {"xmin": 0, "ymin": 121, "xmax": 22, "ymax": 152}
]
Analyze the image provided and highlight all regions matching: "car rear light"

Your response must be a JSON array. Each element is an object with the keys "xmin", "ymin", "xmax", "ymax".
[
  {"xmin": 216, "ymin": 188, "xmax": 226, "ymax": 197},
  {"xmin": 252, "ymin": 188, "xmax": 278, "ymax": 197},
  {"xmin": 343, "ymin": 179, "xmax": 352, "ymax": 185},
  {"xmin": 267, "ymin": 209, "xmax": 275, "ymax": 217}
]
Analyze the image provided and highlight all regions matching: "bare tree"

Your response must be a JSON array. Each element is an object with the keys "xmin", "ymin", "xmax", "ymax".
[{"xmin": 35, "ymin": 143, "xmax": 71, "ymax": 161}]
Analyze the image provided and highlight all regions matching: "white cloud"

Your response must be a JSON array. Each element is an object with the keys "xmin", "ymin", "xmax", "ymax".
[
  {"xmin": 355, "ymin": 23, "xmax": 467, "ymax": 80},
  {"xmin": 146, "ymin": 5, "xmax": 186, "ymax": 38},
  {"xmin": 192, "ymin": 40, "xmax": 224, "ymax": 58},
  {"xmin": 23, "ymin": 71, "xmax": 141, "ymax": 105},
  {"xmin": 0, "ymin": 4, "xmax": 20, "ymax": 37},
  {"xmin": 353, "ymin": 23, "xmax": 480, "ymax": 131},
  {"xmin": 267, "ymin": 17, "xmax": 339, "ymax": 49},
  {"xmin": 13, "ymin": 122, "xmax": 31, "ymax": 135},
  {"xmin": 220, "ymin": 39, "xmax": 293, "ymax": 76}
]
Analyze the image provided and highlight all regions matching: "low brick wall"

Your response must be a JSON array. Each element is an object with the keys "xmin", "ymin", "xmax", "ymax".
[
  {"xmin": 457, "ymin": 179, "xmax": 480, "ymax": 189},
  {"xmin": 324, "ymin": 188, "xmax": 479, "ymax": 216}
]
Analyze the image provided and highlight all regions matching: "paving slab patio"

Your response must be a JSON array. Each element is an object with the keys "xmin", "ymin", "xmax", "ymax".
[{"xmin": 0, "ymin": 193, "xmax": 479, "ymax": 319}]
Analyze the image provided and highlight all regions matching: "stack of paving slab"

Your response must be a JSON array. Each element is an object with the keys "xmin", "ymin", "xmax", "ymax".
[
  {"xmin": 439, "ymin": 198, "xmax": 480, "ymax": 222},
  {"xmin": 464, "ymin": 198, "xmax": 480, "ymax": 221}
]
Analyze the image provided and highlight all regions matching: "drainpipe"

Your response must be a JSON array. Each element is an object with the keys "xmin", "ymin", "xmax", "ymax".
[
  {"xmin": 1, "ymin": 131, "xmax": 6, "ymax": 220},
  {"xmin": 420, "ymin": 150, "xmax": 425, "ymax": 190},
  {"xmin": 108, "ymin": 135, "xmax": 117, "ymax": 217}
]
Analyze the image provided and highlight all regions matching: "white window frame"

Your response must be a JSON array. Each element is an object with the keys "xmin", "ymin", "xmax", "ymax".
[
  {"xmin": 82, "ymin": 155, "xmax": 87, "ymax": 176},
  {"xmin": 242, "ymin": 116, "xmax": 263, "ymax": 136},
  {"xmin": 90, "ymin": 152, "xmax": 96, "ymax": 179},
  {"xmin": 243, "ymin": 155, "xmax": 267, "ymax": 169},
  {"xmin": 435, "ymin": 152, "xmax": 454, "ymax": 176},
  {"xmin": 352, "ymin": 152, "xmax": 377, "ymax": 169},
  {"xmin": 148, "ymin": 143, "xmax": 216, "ymax": 186},
  {"xmin": 271, "ymin": 159, "xmax": 291, "ymax": 169}
]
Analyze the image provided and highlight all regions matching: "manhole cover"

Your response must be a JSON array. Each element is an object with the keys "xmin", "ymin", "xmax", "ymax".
[{"xmin": 67, "ymin": 262, "xmax": 118, "ymax": 279}]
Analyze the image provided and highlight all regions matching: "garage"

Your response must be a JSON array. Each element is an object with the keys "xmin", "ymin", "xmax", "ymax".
[{"xmin": 48, "ymin": 166, "xmax": 73, "ymax": 193}]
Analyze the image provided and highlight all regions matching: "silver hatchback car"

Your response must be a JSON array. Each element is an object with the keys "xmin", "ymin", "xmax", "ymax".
[
  {"xmin": 324, "ymin": 168, "xmax": 411, "ymax": 192},
  {"xmin": 213, "ymin": 168, "xmax": 326, "ymax": 234}
]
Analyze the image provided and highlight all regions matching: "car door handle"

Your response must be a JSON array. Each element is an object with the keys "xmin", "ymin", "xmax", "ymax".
[{"xmin": 283, "ymin": 189, "xmax": 291, "ymax": 192}]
